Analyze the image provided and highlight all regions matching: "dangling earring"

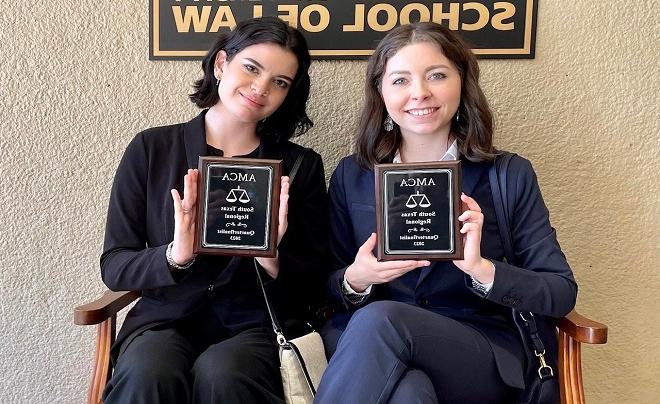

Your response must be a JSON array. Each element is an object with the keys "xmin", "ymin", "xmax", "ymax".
[
  {"xmin": 216, "ymin": 75, "xmax": 222, "ymax": 87},
  {"xmin": 384, "ymin": 115, "xmax": 394, "ymax": 132},
  {"xmin": 455, "ymin": 108, "xmax": 460, "ymax": 123}
]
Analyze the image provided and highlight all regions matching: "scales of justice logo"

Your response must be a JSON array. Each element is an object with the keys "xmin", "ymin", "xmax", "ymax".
[
  {"xmin": 226, "ymin": 186, "xmax": 250, "ymax": 204},
  {"xmin": 405, "ymin": 190, "xmax": 431, "ymax": 209}
]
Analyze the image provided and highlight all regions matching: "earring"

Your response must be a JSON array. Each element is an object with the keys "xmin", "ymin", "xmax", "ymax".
[
  {"xmin": 216, "ymin": 75, "xmax": 222, "ymax": 87},
  {"xmin": 455, "ymin": 108, "xmax": 460, "ymax": 123},
  {"xmin": 384, "ymin": 115, "xmax": 394, "ymax": 131}
]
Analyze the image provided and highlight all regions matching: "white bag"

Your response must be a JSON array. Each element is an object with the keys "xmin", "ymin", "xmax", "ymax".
[{"xmin": 279, "ymin": 331, "xmax": 328, "ymax": 404}]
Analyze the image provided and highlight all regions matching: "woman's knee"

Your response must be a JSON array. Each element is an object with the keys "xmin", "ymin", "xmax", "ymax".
[
  {"xmin": 191, "ymin": 350, "xmax": 241, "ymax": 387},
  {"xmin": 191, "ymin": 343, "xmax": 273, "ymax": 390},
  {"xmin": 191, "ymin": 344, "xmax": 282, "ymax": 401},
  {"xmin": 349, "ymin": 300, "xmax": 412, "ymax": 332},
  {"xmin": 117, "ymin": 356, "xmax": 186, "ymax": 385},
  {"xmin": 105, "ymin": 329, "xmax": 194, "ymax": 400},
  {"xmin": 105, "ymin": 354, "xmax": 191, "ymax": 402}
]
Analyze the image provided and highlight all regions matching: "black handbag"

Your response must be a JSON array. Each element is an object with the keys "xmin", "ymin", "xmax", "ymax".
[{"xmin": 488, "ymin": 152, "xmax": 559, "ymax": 404}]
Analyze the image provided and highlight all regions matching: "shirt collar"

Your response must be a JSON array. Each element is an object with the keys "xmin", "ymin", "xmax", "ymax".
[{"xmin": 392, "ymin": 139, "xmax": 459, "ymax": 163}]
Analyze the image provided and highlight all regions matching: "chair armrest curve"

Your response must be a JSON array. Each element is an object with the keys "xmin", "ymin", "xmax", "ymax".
[
  {"xmin": 74, "ymin": 290, "xmax": 141, "ymax": 325},
  {"xmin": 557, "ymin": 310, "xmax": 608, "ymax": 344}
]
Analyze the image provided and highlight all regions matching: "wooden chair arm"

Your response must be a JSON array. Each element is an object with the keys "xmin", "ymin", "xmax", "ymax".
[
  {"xmin": 557, "ymin": 310, "xmax": 607, "ymax": 404},
  {"xmin": 74, "ymin": 290, "xmax": 141, "ymax": 326},
  {"xmin": 557, "ymin": 310, "xmax": 608, "ymax": 344},
  {"xmin": 74, "ymin": 290, "xmax": 141, "ymax": 404}
]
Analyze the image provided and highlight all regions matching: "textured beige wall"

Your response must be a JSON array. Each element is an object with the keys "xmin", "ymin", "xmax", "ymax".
[{"xmin": 1, "ymin": 1, "xmax": 658, "ymax": 403}]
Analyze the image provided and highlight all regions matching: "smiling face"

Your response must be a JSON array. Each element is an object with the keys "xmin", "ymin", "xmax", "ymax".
[
  {"xmin": 380, "ymin": 42, "xmax": 462, "ymax": 141},
  {"xmin": 214, "ymin": 43, "xmax": 299, "ymax": 124}
]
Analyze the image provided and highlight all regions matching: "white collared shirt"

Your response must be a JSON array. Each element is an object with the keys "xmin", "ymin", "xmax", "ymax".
[
  {"xmin": 342, "ymin": 139, "xmax": 494, "ymax": 300},
  {"xmin": 392, "ymin": 139, "xmax": 459, "ymax": 163}
]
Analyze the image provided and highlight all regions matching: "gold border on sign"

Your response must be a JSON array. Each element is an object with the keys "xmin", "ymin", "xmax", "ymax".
[
  {"xmin": 473, "ymin": 0, "xmax": 534, "ymax": 55},
  {"xmin": 152, "ymin": 0, "xmax": 535, "ymax": 58}
]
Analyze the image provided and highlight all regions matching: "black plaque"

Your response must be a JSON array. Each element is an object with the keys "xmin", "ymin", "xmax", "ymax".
[
  {"xmin": 375, "ymin": 161, "xmax": 463, "ymax": 261},
  {"xmin": 195, "ymin": 157, "xmax": 281, "ymax": 257}
]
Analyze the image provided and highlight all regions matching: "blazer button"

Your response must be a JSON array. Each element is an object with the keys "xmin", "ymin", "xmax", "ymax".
[{"xmin": 208, "ymin": 284, "xmax": 215, "ymax": 292}]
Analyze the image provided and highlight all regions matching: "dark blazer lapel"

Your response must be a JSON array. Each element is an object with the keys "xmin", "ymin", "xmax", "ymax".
[
  {"xmin": 257, "ymin": 138, "xmax": 283, "ymax": 160},
  {"xmin": 416, "ymin": 158, "xmax": 488, "ymax": 287},
  {"xmin": 183, "ymin": 110, "xmax": 209, "ymax": 169}
]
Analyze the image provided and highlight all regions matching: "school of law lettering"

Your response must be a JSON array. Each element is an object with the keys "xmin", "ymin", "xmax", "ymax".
[
  {"xmin": 383, "ymin": 170, "xmax": 453, "ymax": 254},
  {"xmin": 151, "ymin": 1, "xmax": 537, "ymax": 59},
  {"xmin": 203, "ymin": 165, "xmax": 272, "ymax": 249}
]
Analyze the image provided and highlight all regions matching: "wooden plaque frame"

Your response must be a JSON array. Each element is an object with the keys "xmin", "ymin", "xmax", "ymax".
[
  {"xmin": 375, "ymin": 161, "xmax": 463, "ymax": 261},
  {"xmin": 194, "ymin": 157, "xmax": 281, "ymax": 257}
]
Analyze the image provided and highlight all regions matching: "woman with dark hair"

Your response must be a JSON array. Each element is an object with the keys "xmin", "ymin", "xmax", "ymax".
[
  {"xmin": 101, "ymin": 17, "xmax": 328, "ymax": 403},
  {"xmin": 315, "ymin": 22, "xmax": 576, "ymax": 403}
]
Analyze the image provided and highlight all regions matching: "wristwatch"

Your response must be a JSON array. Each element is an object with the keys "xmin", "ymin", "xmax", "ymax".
[
  {"xmin": 341, "ymin": 277, "xmax": 370, "ymax": 305},
  {"xmin": 471, "ymin": 277, "xmax": 490, "ymax": 296}
]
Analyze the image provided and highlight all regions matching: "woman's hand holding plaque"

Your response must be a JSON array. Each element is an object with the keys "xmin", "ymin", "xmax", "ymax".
[{"xmin": 170, "ymin": 168, "xmax": 199, "ymax": 266}]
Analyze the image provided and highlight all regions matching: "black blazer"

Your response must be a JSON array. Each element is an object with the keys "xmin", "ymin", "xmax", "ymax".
[
  {"xmin": 101, "ymin": 111, "xmax": 328, "ymax": 361},
  {"xmin": 324, "ymin": 154, "xmax": 577, "ymax": 389}
]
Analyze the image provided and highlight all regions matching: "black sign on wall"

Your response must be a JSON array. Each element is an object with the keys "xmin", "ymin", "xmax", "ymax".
[{"xmin": 150, "ymin": 1, "xmax": 537, "ymax": 60}]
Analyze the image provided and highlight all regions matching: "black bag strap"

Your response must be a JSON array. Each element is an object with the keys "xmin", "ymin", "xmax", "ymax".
[
  {"xmin": 288, "ymin": 147, "xmax": 309, "ymax": 184},
  {"xmin": 255, "ymin": 147, "xmax": 309, "ymax": 334},
  {"xmin": 255, "ymin": 259, "xmax": 285, "ymax": 340},
  {"xmin": 254, "ymin": 262, "xmax": 318, "ymax": 396},
  {"xmin": 254, "ymin": 147, "xmax": 317, "ymax": 396},
  {"xmin": 488, "ymin": 152, "xmax": 515, "ymax": 263},
  {"xmin": 488, "ymin": 152, "xmax": 554, "ymax": 381}
]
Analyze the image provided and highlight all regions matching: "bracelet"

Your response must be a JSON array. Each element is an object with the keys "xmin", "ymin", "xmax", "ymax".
[
  {"xmin": 470, "ymin": 260, "xmax": 495, "ymax": 296},
  {"xmin": 166, "ymin": 241, "xmax": 195, "ymax": 271}
]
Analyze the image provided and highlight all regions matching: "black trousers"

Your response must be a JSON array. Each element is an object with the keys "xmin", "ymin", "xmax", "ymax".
[
  {"xmin": 315, "ymin": 301, "xmax": 517, "ymax": 404},
  {"xmin": 103, "ymin": 325, "xmax": 283, "ymax": 404}
]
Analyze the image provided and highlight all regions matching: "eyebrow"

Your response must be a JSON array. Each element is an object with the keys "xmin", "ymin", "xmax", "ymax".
[
  {"xmin": 387, "ymin": 64, "xmax": 451, "ymax": 76},
  {"xmin": 244, "ymin": 57, "xmax": 294, "ymax": 82}
]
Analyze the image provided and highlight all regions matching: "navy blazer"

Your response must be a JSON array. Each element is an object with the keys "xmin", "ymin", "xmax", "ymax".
[
  {"xmin": 324, "ymin": 154, "xmax": 577, "ymax": 389},
  {"xmin": 101, "ymin": 111, "xmax": 328, "ymax": 362}
]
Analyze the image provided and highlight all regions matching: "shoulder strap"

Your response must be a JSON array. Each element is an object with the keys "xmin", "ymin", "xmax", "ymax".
[
  {"xmin": 254, "ymin": 146, "xmax": 318, "ymax": 396},
  {"xmin": 288, "ymin": 147, "xmax": 309, "ymax": 184},
  {"xmin": 489, "ymin": 152, "xmax": 554, "ymax": 382},
  {"xmin": 256, "ymin": 147, "xmax": 309, "ymax": 336},
  {"xmin": 488, "ymin": 152, "xmax": 515, "ymax": 263},
  {"xmin": 255, "ymin": 259, "xmax": 285, "ymax": 340}
]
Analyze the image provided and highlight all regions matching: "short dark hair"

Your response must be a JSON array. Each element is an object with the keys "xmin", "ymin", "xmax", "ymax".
[
  {"xmin": 355, "ymin": 22, "xmax": 496, "ymax": 168},
  {"xmin": 190, "ymin": 17, "xmax": 313, "ymax": 142}
]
